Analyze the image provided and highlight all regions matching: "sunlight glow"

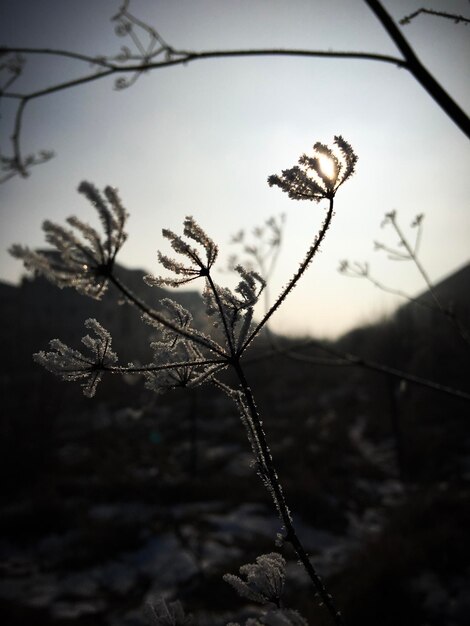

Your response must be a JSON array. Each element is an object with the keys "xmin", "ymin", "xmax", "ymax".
[{"xmin": 318, "ymin": 155, "xmax": 336, "ymax": 180}]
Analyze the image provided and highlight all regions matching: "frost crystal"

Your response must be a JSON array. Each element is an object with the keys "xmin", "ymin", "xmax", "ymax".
[
  {"xmin": 10, "ymin": 182, "xmax": 128, "ymax": 299},
  {"xmin": 224, "ymin": 553, "xmax": 286, "ymax": 606},
  {"xmin": 146, "ymin": 599, "xmax": 193, "ymax": 626},
  {"xmin": 268, "ymin": 136, "xmax": 357, "ymax": 202},
  {"xmin": 33, "ymin": 318, "xmax": 117, "ymax": 397}
]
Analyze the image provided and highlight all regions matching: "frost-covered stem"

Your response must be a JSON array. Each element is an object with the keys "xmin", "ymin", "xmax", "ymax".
[
  {"xmin": 233, "ymin": 360, "xmax": 344, "ymax": 625},
  {"xmin": 205, "ymin": 271, "xmax": 236, "ymax": 357},
  {"xmin": 241, "ymin": 198, "xmax": 335, "ymax": 353},
  {"xmin": 108, "ymin": 272, "xmax": 227, "ymax": 357},
  {"xmin": 106, "ymin": 359, "xmax": 226, "ymax": 374}
]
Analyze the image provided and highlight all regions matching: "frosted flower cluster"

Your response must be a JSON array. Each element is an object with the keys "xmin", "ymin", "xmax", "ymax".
[
  {"xmin": 17, "ymin": 209, "xmax": 266, "ymax": 397},
  {"xmin": 268, "ymin": 136, "xmax": 357, "ymax": 202},
  {"xmin": 202, "ymin": 264, "xmax": 265, "ymax": 352},
  {"xmin": 33, "ymin": 318, "xmax": 118, "ymax": 398},
  {"xmin": 143, "ymin": 298, "xmax": 225, "ymax": 393},
  {"xmin": 146, "ymin": 216, "xmax": 218, "ymax": 287},
  {"xmin": 146, "ymin": 216, "xmax": 265, "ymax": 356},
  {"xmin": 224, "ymin": 553, "xmax": 286, "ymax": 606},
  {"xmin": 10, "ymin": 182, "xmax": 128, "ymax": 299},
  {"xmin": 224, "ymin": 553, "xmax": 308, "ymax": 626}
]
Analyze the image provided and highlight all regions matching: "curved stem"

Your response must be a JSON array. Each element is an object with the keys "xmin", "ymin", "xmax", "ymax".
[
  {"xmin": 3, "ymin": 46, "xmax": 406, "ymax": 79},
  {"xmin": 241, "ymin": 197, "xmax": 335, "ymax": 354},
  {"xmin": 4, "ymin": 25, "xmax": 468, "ymax": 180}
]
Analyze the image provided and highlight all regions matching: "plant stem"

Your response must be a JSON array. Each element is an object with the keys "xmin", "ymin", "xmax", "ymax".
[
  {"xmin": 108, "ymin": 272, "xmax": 226, "ymax": 357},
  {"xmin": 241, "ymin": 198, "xmax": 335, "ymax": 353},
  {"xmin": 233, "ymin": 361, "xmax": 344, "ymax": 625},
  {"xmin": 205, "ymin": 272, "xmax": 236, "ymax": 357}
]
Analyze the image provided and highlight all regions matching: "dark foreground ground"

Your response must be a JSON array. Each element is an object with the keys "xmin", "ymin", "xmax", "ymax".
[{"xmin": 1, "ymin": 268, "xmax": 469, "ymax": 625}]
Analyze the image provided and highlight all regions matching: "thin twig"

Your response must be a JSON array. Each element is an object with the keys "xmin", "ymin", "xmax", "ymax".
[
  {"xmin": 400, "ymin": 9, "xmax": 470, "ymax": 26},
  {"xmin": 243, "ymin": 337, "xmax": 470, "ymax": 402},
  {"xmin": 2, "ymin": 46, "xmax": 405, "ymax": 178},
  {"xmin": 1, "ymin": 0, "xmax": 469, "ymax": 178},
  {"xmin": 386, "ymin": 216, "xmax": 470, "ymax": 348}
]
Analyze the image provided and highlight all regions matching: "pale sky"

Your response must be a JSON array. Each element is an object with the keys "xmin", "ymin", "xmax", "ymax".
[{"xmin": 1, "ymin": 0, "xmax": 469, "ymax": 338}]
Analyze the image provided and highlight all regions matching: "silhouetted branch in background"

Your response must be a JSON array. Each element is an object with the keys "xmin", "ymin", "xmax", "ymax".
[
  {"xmin": 1, "ymin": 0, "xmax": 468, "ymax": 183},
  {"xmin": 363, "ymin": 0, "xmax": 469, "ymax": 137},
  {"xmin": 400, "ymin": 8, "xmax": 470, "ymax": 26},
  {"xmin": 340, "ymin": 211, "xmax": 470, "ymax": 349}
]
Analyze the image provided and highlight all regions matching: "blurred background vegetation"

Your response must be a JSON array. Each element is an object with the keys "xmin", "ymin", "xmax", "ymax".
[{"xmin": 1, "ymin": 260, "xmax": 469, "ymax": 625}]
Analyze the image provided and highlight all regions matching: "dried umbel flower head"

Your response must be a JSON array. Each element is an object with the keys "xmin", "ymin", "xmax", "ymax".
[
  {"xmin": 223, "ymin": 553, "xmax": 286, "ymax": 607},
  {"xmin": 145, "ymin": 216, "xmax": 218, "ymax": 288},
  {"xmin": 268, "ymin": 136, "xmax": 357, "ymax": 202},
  {"xmin": 33, "ymin": 318, "xmax": 118, "ymax": 398},
  {"xmin": 10, "ymin": 182, "xmax": 128, "ymax": 299}
]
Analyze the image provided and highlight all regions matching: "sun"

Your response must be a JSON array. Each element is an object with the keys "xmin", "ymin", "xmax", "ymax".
[{"xmin": 318, "ymin": 154, "xmax": 336, "ymax": 180}]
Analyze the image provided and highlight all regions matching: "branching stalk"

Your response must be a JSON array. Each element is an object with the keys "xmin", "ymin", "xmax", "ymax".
[{"xmin": 108, "ymin": 272, "xmax": 227, "ymax": 357}]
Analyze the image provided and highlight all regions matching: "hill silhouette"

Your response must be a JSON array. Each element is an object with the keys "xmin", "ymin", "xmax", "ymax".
[
  {"xmin": 0, "ymin": 263, "xmax": 206, "ymax": 371},
  {"xmin": 338, "ymin": 261, "xmax": 470, "ymax": 379}
]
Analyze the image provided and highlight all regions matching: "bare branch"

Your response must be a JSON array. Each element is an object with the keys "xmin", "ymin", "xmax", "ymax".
[
  {"xmin": 1, "ymin": 0, "xmax": 468, "ymax": 180},
  {"xmin": 400, "ymin": 9, "xmax": 470, "ymax": 26},
  {"xmin": 0, "ymin": 41, "xmax": 403, "ymax": 181},
  {"xmin": 3, "ymin": 0, "xmax": 468, "ymax": 180},
  {"xmin": 364, "ymin": 0, "xmax": 470, "ymax": 138}
]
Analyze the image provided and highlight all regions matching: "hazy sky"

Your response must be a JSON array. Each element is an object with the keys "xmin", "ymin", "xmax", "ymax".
[{"xmin": 1, "ymin": 0, "xmax": 469, "ymax": 338}]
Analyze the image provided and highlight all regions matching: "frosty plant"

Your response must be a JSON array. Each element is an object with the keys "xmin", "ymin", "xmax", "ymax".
[
  {"xmin": 224, "ymin": 553, "xmax": 308, "ymax": 626},
  {"xmin": 339, "ymin": 210, "xmax": 470, "ymax": 348},
  {"xmin": 11, "ymin": 136, "xmax": 357, "ymax": 625}
]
